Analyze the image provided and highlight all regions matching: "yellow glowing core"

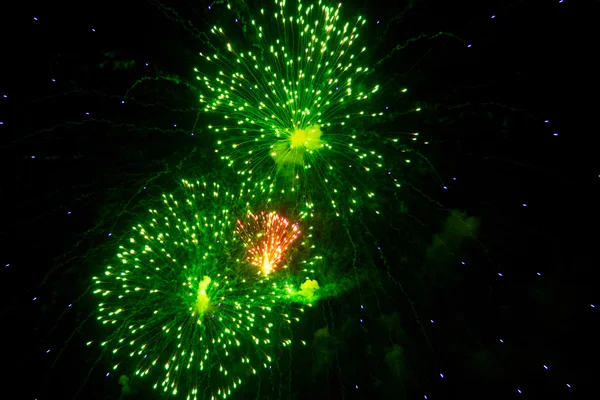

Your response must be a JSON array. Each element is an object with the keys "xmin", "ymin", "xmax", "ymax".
[
  {"xmin": 289, "ymin": 124, "xmax": 322, "ymax": 150},
  {"xmin": 195, "ymin": 276, "xmax": 212, "ymax": 315},
  {"xmin": 271, "ymin": 124, "xmax": 323, "ymax": 169},
  {"xmin": 262, "ymin": 255, "xmax": 273, "ymax": 274}
]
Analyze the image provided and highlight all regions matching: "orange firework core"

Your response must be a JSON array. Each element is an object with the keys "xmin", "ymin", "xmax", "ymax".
[{"xmin": 236, "ymin": 212, "xmax": 301, "ymax": 274}]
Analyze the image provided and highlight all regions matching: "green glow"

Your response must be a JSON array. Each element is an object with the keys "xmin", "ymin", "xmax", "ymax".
[{"xmin": 195, "ymin": 276, "xmax": 211, "ymax": 315}]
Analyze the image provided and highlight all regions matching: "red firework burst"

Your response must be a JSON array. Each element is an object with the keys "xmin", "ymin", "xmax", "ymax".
[{"xmin": 236, "ymin": 212, "xmax": 301, "ymax": 274}]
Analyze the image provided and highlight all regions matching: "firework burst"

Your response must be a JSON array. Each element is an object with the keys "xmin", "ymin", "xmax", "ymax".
[
  {"xmin": 236, "ymin": 211, "xmax": 301, "ymax": 275},
  {"xmin": 92, "ymin": 179, "xmax": 314, "ymax": 399},
  {"xmin": 196, "ymin": 0, "xmax": 415, "ymax": 217}
]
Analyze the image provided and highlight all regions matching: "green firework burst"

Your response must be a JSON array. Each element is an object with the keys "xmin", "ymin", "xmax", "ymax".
[
  {"xmin": 196, "ymin": 0, "xmax": 417, "ymax": 217},
  {"xmin": 92, "ymin": 179, "xmax": 319, "ymax": 399}
]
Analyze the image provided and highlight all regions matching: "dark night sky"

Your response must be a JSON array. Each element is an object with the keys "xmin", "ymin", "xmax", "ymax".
[{"xmin": 1, "ymin": 1, "xmax": 599, "ymax": 399}]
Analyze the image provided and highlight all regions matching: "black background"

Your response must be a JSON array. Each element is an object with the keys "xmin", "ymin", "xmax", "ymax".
[{"xmin": 1, "ymin": 0, "xmax": 599, "ymax": 399}]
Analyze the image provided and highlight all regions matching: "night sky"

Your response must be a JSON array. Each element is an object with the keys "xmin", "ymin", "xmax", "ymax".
[{"xmin": 1, "ymin": 1, "xmax": 599, "ymax": 399}]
